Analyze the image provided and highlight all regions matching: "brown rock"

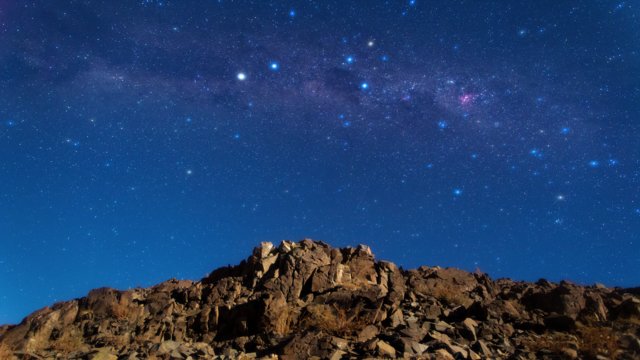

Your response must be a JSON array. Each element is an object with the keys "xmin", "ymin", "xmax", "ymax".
[
  {"xmin": 329, "ymin": 349, "xmax": 346, "ymax": 360},
  {"xmin": 0, "ymin": 239, "xmax": 637, "ymax": 360},
  {"xmin": 461, "ymin": 318, "xmax": 478, "ymax": 341},
  {"xmin": 434, "ymin": 348, "xmax": 455, "ymax": 360},
  {"xmin": 375, "ymin": 339, "xmax": 396, "ymax": 357},
  {"xmin": 561, "ymin": 347, "xmax": 578, "ymax": 359},
  {"xmin": 357, "ymin": 325, "xmax": 379, "ymax": 342},
  {"xmin": 611, "ymin": 297, "xmax": 640, "ymax": 321},
  {"xmin": 472, "ymin": 340, "xmax": 491, "ymax": 357},
  {"xmin": 522, "ymin": 281, "xmax": 586, "ymax": 318},
  {"xmin": 90, "ymin": 349, "xmax": 118, "ymax": 360}
]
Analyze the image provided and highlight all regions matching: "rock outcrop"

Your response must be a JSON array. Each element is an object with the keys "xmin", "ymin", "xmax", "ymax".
[{"xmin": 0, "ymin": 239, "xmax": 638, "ymax": 359}]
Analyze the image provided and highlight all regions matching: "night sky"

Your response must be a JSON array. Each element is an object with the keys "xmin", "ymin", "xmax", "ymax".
[{"xmin": 1, "ymin": 0, "xmax": 639, "ymax": 324}]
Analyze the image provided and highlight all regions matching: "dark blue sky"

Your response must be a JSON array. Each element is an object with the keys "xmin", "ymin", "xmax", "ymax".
[{"xmin": 1, "ymin": 0, "xmax": 639, "ymax": 324}]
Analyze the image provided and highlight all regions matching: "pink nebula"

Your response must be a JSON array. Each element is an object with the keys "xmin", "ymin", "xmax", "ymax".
[{"xmin": 458, "ymin": 93, "xmax": 477, "ymax": 106}]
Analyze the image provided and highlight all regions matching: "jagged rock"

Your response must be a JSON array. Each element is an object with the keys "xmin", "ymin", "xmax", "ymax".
[
  {"xmin": 375, "ymin": 339, "xmax": 396, "ymax": 357},
  {"xmin": 472, "ymin": 340, "xmax": 491, "ymax": 357},
  {"xmin": 611, "ymin": 297, "xmax": 640, "ymax": 321},
  {"xmin": 561, "ymin": 347, "xmax": 579, "ymax": 359},
  {"xmin": 410, "ymin": 341, "xmax": 428, "ymax": 355},
  {"xmin": 0, "ymin": 239, "xmax": 638, "ymax": 360},
  {"xmin": 461, "ymin": 317, "xmax": 478, "ymax": 341},
  {"xmin": 89, "ymin": 348, "xmax": 118, "ymax": 360},
  {"xmin": 449, "ymin": 344, "xmax": 468, "ymax": 358},
  {"xmin": 427, "ymin": 331, "xmax": 452, "ymax": 346},
  {"xmin": 329, "ymin": 349, "xmax": 346, "ymax": 360},
  {"xmin": 522, "ymin": 281, "xmax": 586, "ymax": 319},
  {"xmin": 434, "ymin": 348, "xmax": 455, "ymax": 360},
  {"xmin": 434, "ymin": 320, "xmax": 454, "ymax": 333},
  {"xmin": 357, "ymin": 325, "xmax": 378, "ymax": 342}
]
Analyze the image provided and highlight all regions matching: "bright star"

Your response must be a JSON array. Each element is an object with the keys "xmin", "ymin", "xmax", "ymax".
[
  {"xmin": 360, "ymin": 82, "xmax": 369, "ymax": 90},
  {"xmin": 453, "ymin": 188, "xmax": 463, "ymax": 196},
  {"xmin": 186, "ymin": 169, "xmax": 193, "ymax": 175},
  {"xmin": 367, "ymin": 40, "xmax": 375, "ymax": 47},
  {"xmin": 588, "ymin": 160, "xmax": 600, "ymax": 168},
  {"xmin": 237, "ymin": 72, "xmax": 246, "ymax": 81},
  {"xmin": 289, "ymin": 9, "xmax": 296, "ymax": 18},
  {"xmin": 345, "ymin": 56, "xmax": 355, "ymax": 64},
  {"xmin": 269, "ymin": 62, "xmax": 279, "ymax": 71}
]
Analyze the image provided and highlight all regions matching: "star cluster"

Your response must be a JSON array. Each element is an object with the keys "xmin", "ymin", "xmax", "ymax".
[{"xmin": 0, "ymin": 0, "xmax": 639, "ymax": 323}]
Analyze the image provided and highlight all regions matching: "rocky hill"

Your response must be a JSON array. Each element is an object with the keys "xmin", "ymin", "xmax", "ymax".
[{"xmin": 0, "ymin": 239, "xmax": 639, "ymax": 359}]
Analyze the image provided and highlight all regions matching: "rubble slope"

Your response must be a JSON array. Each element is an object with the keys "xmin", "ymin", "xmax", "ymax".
[{"xmin": 0, "ymin": 239, "xmax": 638, "ymax": 359}]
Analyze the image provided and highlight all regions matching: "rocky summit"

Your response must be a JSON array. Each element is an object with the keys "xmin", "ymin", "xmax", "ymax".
[{"xmin": 0, "ymin": 240, "xmax": 639, "ymax": 360}]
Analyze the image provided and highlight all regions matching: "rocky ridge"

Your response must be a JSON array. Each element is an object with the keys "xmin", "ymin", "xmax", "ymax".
[{"xmin": 0, "ymin": 239, "xmax": 639, "ymax": 359}]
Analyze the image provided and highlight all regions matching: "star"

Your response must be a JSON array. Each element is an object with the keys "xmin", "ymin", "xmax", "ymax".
[{"xmin": 2, "ymin": 0, "xmax": 639, "ymax": 326}]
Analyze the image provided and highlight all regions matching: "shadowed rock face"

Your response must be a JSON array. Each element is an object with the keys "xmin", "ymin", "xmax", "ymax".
[{"xmin": 0, "ymin": 239, "xmax": 638, "ymax": 359}]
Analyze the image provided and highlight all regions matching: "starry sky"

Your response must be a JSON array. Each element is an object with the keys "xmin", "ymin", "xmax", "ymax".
[{"xmin": 1, "ymin": 0, "xmax": 639, "ymax": 324}]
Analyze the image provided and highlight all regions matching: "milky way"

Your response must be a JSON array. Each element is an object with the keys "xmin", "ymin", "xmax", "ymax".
[{"xmin": 0, "ymin": 1, "xmax": 639, "ymax": 323}]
